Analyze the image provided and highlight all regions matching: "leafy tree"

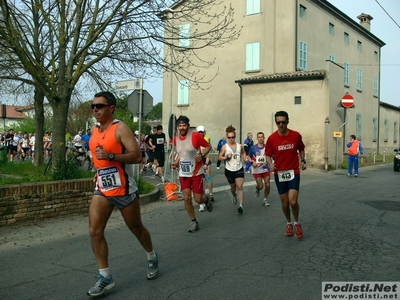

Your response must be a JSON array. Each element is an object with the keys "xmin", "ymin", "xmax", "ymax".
[
  {"xmin": 146, "ymin": 102, "xmax": 162, "ymax": 121},
  {"xmin": 0, "ymin": 0, "xmax": 240, "ymax": 177}
]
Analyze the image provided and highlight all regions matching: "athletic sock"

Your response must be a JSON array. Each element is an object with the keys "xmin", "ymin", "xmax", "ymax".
[
  {"xmin": 99, "ymin": 267, "xmax": 111, "ymax": 278},
  {"xmin": 147, "ymin": 250, "xmax": 156, "ymax": 261}
]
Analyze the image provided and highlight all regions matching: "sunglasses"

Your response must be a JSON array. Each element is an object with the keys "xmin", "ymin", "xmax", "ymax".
[
  {"xmin": 91, "ymin": 103, "xmax": 111, "ymax": 110},
  {"xmin": 227, "ymin": 136, "xmax": 235, "ymax": 139},
  {"xmin": 276, "ymin": 121, "xmax": 288, "ymax": 125}
]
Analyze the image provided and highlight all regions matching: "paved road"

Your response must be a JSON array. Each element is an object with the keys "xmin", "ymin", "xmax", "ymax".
[{"xmin": 1, "ymin": 164, "xmax": 399, "ymax": 300}]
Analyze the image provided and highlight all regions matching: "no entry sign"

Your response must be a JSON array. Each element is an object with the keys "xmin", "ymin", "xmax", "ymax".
[{"xmin": 341, "ymin": 93, "xmax": 354, "ymax": 108}]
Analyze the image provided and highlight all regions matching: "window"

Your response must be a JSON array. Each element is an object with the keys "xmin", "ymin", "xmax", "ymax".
[
  {"xmin": 373, "ymin": 117, "xmax": 378, "ymax": 142},
  {"xmin": 374, "ymin": 51, "xmax": 378, "ymax": 62},
  {"xmin": 373, "ymin": 76, "xmax": 378, "ymax": 97},
  {"xmin": 357, "ymin": 68, "xmax": 362, "ymax": 91},
  {"xmin": 294, "ymin": 96, "xmax": 301, "ymax": 104},
  {"xmin": 246, "ymin": 42, "xmax": 260, "ymax": 71},
  {"xmin": 179, "ymin": 24, "xmax": 191, "ymax": 48},
  {"xmin": 299, "ymin": 5, "xmax": 307, "ymax": 20},
  {"xmin": 177, "ymin": 79, "xmax": 189, "ymax": 105},
  {"xmin": 329, "ymin": 23, "xmax": 335, "ymax": 36},
  {"xmin": 247, "ymin": 0, "xmax": 260, "ymax": 15},
  {"xmin": 384, "ymin": 119, "xmax": 388, "ymax": 142},
  {"xmin": 299, "ymin": 41, "xmax": 307, "ymax": 70},
  {"xmin": 356, "ymin": 113, "xmax": 362, "ymax": 141},
  {"xmin": 344, "ymin": 62, "xmax": 349, "ymax": 86},
  {"xmin": 357, "ymin": 40, "xmax": 362, "ymax": 52},
  {"xmin": 328, "ymin": 54, "xmax": 335, "ymax": 62},
  {"xmin": 344, "ymin": 32, "xmax": 349, "ymax": 45},
  {"xmin": 395, "ymin": 122, "xmax": 399, "ymax": 143}
]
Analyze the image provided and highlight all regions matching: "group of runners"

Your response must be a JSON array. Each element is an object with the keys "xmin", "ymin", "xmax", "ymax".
[
  {"xmin": 173, "ymin": 112, "xmax": 306, "ymax": 239},
  {"xmin": 84, "ymin": 91, "xmax": 307, "ymax": 297}
]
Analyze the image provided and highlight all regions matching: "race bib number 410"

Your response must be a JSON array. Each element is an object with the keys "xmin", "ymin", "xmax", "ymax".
[{"xmin": 277, "ymin": 169, "xmax": 295, "ymax": 182}]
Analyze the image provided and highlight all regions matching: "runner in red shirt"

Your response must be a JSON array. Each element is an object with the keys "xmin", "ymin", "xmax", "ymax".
[{"xmin": 265, "ymin": 111, "xmax": 306, "ymax": 239}]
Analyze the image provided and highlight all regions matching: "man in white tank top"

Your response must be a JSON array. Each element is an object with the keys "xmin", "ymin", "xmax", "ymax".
[{"xmin": 172, "ymin": 116, "xmax": 213, "ymax": 233}]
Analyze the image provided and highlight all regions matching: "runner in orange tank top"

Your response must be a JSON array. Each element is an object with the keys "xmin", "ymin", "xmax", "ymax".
[{"xmin": 86, "ymin": 91, "xmax": 159, "ymax": 297}]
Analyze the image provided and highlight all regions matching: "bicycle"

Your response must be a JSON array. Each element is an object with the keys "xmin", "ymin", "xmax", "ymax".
[{"xmin": 44, "ymin": 146, "xmax": 92, "ymax": 175}]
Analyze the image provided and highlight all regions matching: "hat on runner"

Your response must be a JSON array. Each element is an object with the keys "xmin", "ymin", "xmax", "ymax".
[
  {"xmin": 197, "ymin": 125, "xmax": 205, "ymax": 132},
  {"xmin": 134, "ymin": 130, "xmax": 139, "ymax": 135}
]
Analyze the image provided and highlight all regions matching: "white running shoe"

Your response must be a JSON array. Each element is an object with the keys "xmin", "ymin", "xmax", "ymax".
[
  {"xmin": 263, "ymin": 199, "xmax": 270, "ymax": 207},
  {"xmin": 199, "ymin": 204, "xmax": 205, "ymax": 212}
]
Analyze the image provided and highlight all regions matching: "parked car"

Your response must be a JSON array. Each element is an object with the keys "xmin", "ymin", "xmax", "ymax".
[{"xmin": 394, "ymin": 149, "xmax": 400, "ymax": 172}]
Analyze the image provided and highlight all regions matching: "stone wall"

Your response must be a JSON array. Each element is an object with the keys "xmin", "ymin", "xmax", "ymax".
[
  {"xmin": 0, "ymin": 178, "xmax": 161, "ymax": 227},
  {"xmin": 0, "ymin": 179, "xmax": 94, "ymax": 226}
]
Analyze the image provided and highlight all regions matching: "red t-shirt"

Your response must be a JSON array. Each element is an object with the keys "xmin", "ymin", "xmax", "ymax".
[{"xmin": 265, "ymin": 129, "xmax": 305, "ymax": 174}]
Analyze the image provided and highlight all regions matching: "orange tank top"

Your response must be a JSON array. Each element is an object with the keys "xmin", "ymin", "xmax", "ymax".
[{"xmin": 90, "ymin": 120, "xmax": 136, "ymax": 197}]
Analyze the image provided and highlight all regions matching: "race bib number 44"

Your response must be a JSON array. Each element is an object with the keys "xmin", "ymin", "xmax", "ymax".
[
  {"xmin": 97, "ymin": 166, "xmax": 122, "ymax": 190},
  {"xmin": 277, "ymin": 169, "xmax": 295, "ymax": 182}
]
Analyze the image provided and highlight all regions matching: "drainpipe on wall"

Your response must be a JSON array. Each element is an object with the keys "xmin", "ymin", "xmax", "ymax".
[
  {"xmin": 294, "ymin": 0, "xmax": 298, "ymax": 71},
  {"xmin": 325, "ymin": 117, "xmax": 330, "ymax": 171},
  {"xmin": 238, "ymin": 82, "xmax": 243, "ymax": 143},
  {"xmin": 377, "ymin": 47, "xmax": 381, "ymax": 154}
]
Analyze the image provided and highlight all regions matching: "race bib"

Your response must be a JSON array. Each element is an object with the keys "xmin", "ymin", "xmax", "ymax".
[
  {"xmin": 156, "ymin": 138, "xmax": 164, "ymax": 144},
  {"xmin": 255, "ymin": 155, "xmax": 266, "ymax": 164},
  {"xmin": 277, "ymin": 169, "xmax": 295, "ymax": 182},
  {"xmin": 180, "ymin": 161, "xmax": 193, "ymax": 176},
  {"xmin": 97, "ymin": 166, "xmax": 122, "ymax": 191}
]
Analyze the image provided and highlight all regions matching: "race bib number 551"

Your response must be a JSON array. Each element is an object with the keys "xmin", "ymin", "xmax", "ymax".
[
  {"xmin": 97, "ymin": 166, "xmax": 122, "ymax": 190},
  {"xmin": 277, "ymin": 169, "xmax": 295, "ymax": 182}
]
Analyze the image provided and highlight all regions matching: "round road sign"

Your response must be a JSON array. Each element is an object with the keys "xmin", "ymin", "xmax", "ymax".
[{"xmin": 341, "ymin": 94, "xmax": 354, "ymax": 108}]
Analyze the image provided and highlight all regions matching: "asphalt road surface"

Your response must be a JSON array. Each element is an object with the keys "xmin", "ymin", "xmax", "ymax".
[{"xmin": 1, "ymin": 163, "xmax": 399, "ymax": 300}]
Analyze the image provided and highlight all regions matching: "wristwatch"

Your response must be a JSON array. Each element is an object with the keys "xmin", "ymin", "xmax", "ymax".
[
  {"xmin": 301, "ymin": 159, "xmax": 306, "ymax": 164},
  {"xmin": 108, "ymin": 153, "xmax": 115, "ymax": 161}
]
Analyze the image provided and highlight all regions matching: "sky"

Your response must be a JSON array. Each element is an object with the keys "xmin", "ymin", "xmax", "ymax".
[{"xmin": 145, "ymin": 0, "xmax": 400, "ymax": 107}]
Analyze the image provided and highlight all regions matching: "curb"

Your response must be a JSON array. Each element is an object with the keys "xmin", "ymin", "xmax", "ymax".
[{"xmin": 140, "ymin": 187, "xmax": 161, "ymax": 205}]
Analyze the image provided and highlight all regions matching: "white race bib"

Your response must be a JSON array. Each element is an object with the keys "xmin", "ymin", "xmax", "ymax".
[
  {"xmin": 277, "ymin": 169, "xmax": 295, "ymax": 182},
  {"xmin": 255, "ymin": 155, "xmax": 266, "ymax": 164},
  {"xmin": 180, "ymin": 161, "xmax": 193, "ymax": 176},
  {"xmin": 97, "ymin": 166, "xmax": 122, "ymax": 190}
]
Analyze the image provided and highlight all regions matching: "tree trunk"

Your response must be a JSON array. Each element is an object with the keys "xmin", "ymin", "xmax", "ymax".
[
  {"xmin": 50, "ymin": 97, "xmax": 70, "ymax": 177},
  {"xmin": 33, "ymin": 87, "xmax": 45, "ymax": 167}
]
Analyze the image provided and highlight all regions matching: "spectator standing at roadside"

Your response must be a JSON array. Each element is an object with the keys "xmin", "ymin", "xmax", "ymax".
[
  {"xmin": 347, "ymin": 135, "xmax": 364, "ymax": 177},
  {"xmin": 5, "ymin": 129, "xmax": 14, "ymax": 161},
  {"xmin": 265, "ymin": 110, "xmax": 306, "ymax": 239},
  {"xmin": 87, "ymin": 91, "xmax": 159, "ymax": 297}
]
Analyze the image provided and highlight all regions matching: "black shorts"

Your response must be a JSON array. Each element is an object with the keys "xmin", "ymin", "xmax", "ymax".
[
  {"xmin": 224, "ymin": 167, "xmax": 245, "ymax": 184},
  {"xmin": 147, "ymin": 151, "xmax": 154, "ymax": 163},
  {"xmin": 274, "ymin": 173, "xmax": 300, "ymax": 194},
  {"xmin": 154, "ymin": 151, "xmax": 165, "ymax": 167}
]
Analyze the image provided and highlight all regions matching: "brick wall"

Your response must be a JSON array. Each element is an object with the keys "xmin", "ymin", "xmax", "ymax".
[{"xmin": 0, "ymin": 178, "xmax": 94, "ymax": 226}]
